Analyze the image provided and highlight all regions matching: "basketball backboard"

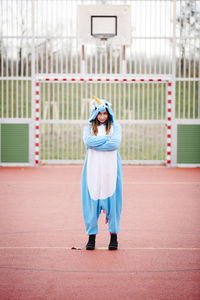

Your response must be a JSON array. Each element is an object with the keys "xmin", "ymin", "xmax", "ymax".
[{"xmin": 77, "ymin": 5, "xmax": 131, "ymax": 45}]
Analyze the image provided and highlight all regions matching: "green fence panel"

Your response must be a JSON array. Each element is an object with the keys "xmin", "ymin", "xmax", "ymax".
[
  {"xmin": 177, "ymin": 125, "xmax": 200, "ymax": 164},
  {"xmin": 1, "ymin": 124, "xmax": 29, "ymax": 163}
]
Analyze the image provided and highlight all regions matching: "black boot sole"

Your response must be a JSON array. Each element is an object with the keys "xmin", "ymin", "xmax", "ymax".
[
  {"xmin": 108, "ymin": 245, "xmax": 118, "ymax": 250},
  {"xmin": 86, "ymin": 246, "xmax": 95, "ymax": 250}
]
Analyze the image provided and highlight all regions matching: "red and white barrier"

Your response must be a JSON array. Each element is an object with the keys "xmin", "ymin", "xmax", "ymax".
[
  {"xmin": 166, "ymin": 82, "xmax": 172, "ymax": 166},
  {"xmin": 35, "ymin": 82, "xmax": 40, "ymax": 167},
  {"xmin": 37, "ymin": 76, "xmax": 168, "ymax": 83}
]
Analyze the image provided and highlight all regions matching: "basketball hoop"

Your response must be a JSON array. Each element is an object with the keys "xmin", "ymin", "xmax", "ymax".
[
  {"xmin": 77, "ymin": 5, "xmax": 131, "ymax": 46},
  {"xmin": 92, "ymin": 33, "xmax": 116, "ymax": 41}
]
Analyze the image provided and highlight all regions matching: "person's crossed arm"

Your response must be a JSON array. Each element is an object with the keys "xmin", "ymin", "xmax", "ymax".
[{"xmin": 83, "ymin": 124, "xmax": 121, "ymax": 151}]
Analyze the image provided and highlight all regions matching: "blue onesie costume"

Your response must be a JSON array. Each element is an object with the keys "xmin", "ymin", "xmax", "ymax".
[{"xmin": 81, "ymin": 97, "xmax": 123, "ymax": 235}]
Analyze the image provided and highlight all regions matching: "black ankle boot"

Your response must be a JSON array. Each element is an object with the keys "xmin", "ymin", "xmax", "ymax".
[
  {"xmin": 108, "ymin": 234, "xmax": 118, "ymax": 250},
  {"xmin": 86, "ymin": 234, "xmax": 96, "ymax": 250}
]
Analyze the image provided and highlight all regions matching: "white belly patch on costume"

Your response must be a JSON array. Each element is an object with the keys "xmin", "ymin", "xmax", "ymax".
[{"xmin": 87, "ymin": 125, "xmax": 117, "ymax": 200}]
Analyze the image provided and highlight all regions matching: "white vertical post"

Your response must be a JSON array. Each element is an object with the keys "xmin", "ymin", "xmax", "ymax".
[
  {"xmin": 0, "ymin": 0, "xmax": 2, "ymax": 163},
  {"xmin": 171, "ymin": 0, "xmax": 177, "ymax": 166},
  {"xmin": 31, "ymin": 0, "xmax": 36, "ymax": 166},
  {"xmin": 47, "ymin": 82, "xmax": 50, "ymax": 161},
  {"xmin": 11, "ymin": 2, "xmax": 14, "ymax": 119}
]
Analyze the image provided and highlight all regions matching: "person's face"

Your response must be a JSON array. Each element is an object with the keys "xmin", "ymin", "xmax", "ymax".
[{"xmin": 97, "ymin": 111, "xmax": 108, "ymax": 124}]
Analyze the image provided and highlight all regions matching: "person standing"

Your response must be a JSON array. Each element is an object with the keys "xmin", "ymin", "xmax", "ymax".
[{"xmin": 81, "ymin": 96, "xmax": 123, "ymax": 250}]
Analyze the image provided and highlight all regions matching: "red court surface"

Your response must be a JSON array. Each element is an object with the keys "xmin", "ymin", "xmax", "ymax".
[{"xmin": 0, "ymin": 165, "xmax": 200, "ymax": 300}]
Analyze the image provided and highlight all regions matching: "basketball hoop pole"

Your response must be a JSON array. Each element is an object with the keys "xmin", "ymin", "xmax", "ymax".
[
  {"xmin": 82, "ymin": 45, "xmax": 85, "ymax": 60},
  {"xmin": 122, "ymin": 45, "xmax": 126, "ymax": 74},
  {"xmin": 81, "ymin": 44, "xmax": 86, "ymax": 73}
]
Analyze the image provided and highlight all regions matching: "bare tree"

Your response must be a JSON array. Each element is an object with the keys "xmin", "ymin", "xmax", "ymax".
[{"xmin": 176, "ymin": 0, "xmax": 200, "ymax": 76}]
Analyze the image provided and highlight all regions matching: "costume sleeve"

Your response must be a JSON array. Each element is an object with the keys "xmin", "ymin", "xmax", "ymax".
[
  {"xmin": 83, "ymin": 125, "xmax": 109, "ymax": 147},
  {"xmin": 94, "ymin": 124, "xmax": 121, "ymax": 151}
]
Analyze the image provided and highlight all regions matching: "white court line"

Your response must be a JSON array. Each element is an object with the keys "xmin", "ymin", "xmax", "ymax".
[
  {"xmin": 0, "ymin": 247, "xmax": 200, "ymax": 250},
  {"xmin": 1, "ymin": 181, "xmax": 200, "ymax": 185},
  {"xmin": 125, "ymin": 182, "xmax": 200, "ymax": 185}
]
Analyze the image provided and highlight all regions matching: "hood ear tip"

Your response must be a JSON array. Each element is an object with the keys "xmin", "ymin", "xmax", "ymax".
[{"xmin": 93, "ymin": 96, "xmax": 102, "ymax": 105}]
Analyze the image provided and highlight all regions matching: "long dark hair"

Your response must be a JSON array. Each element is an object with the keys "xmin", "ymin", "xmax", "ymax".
[{"xmin": 92, "ymin": 110, "xmax": 111, "ymax": 136}]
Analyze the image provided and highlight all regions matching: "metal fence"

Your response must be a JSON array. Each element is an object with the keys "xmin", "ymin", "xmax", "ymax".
[{"xmin": 0, "ymin": 0, "xmax": 200, "ymax": 165}]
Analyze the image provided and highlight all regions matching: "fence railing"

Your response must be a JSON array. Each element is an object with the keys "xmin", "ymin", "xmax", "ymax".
[{"xmin": 0, "ymin": 0, "xmax": 199, "ymax": 166}]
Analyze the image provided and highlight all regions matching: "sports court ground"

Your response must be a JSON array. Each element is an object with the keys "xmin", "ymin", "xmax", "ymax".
[{"xmin": 0, "ymin": 165, "xmax": 200, "ymax": 299}]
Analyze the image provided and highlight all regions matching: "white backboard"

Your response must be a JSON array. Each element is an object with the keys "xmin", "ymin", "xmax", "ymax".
[{"xmin": 77, "ymin": 5, "xmax": 131, "ymax": 45}]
